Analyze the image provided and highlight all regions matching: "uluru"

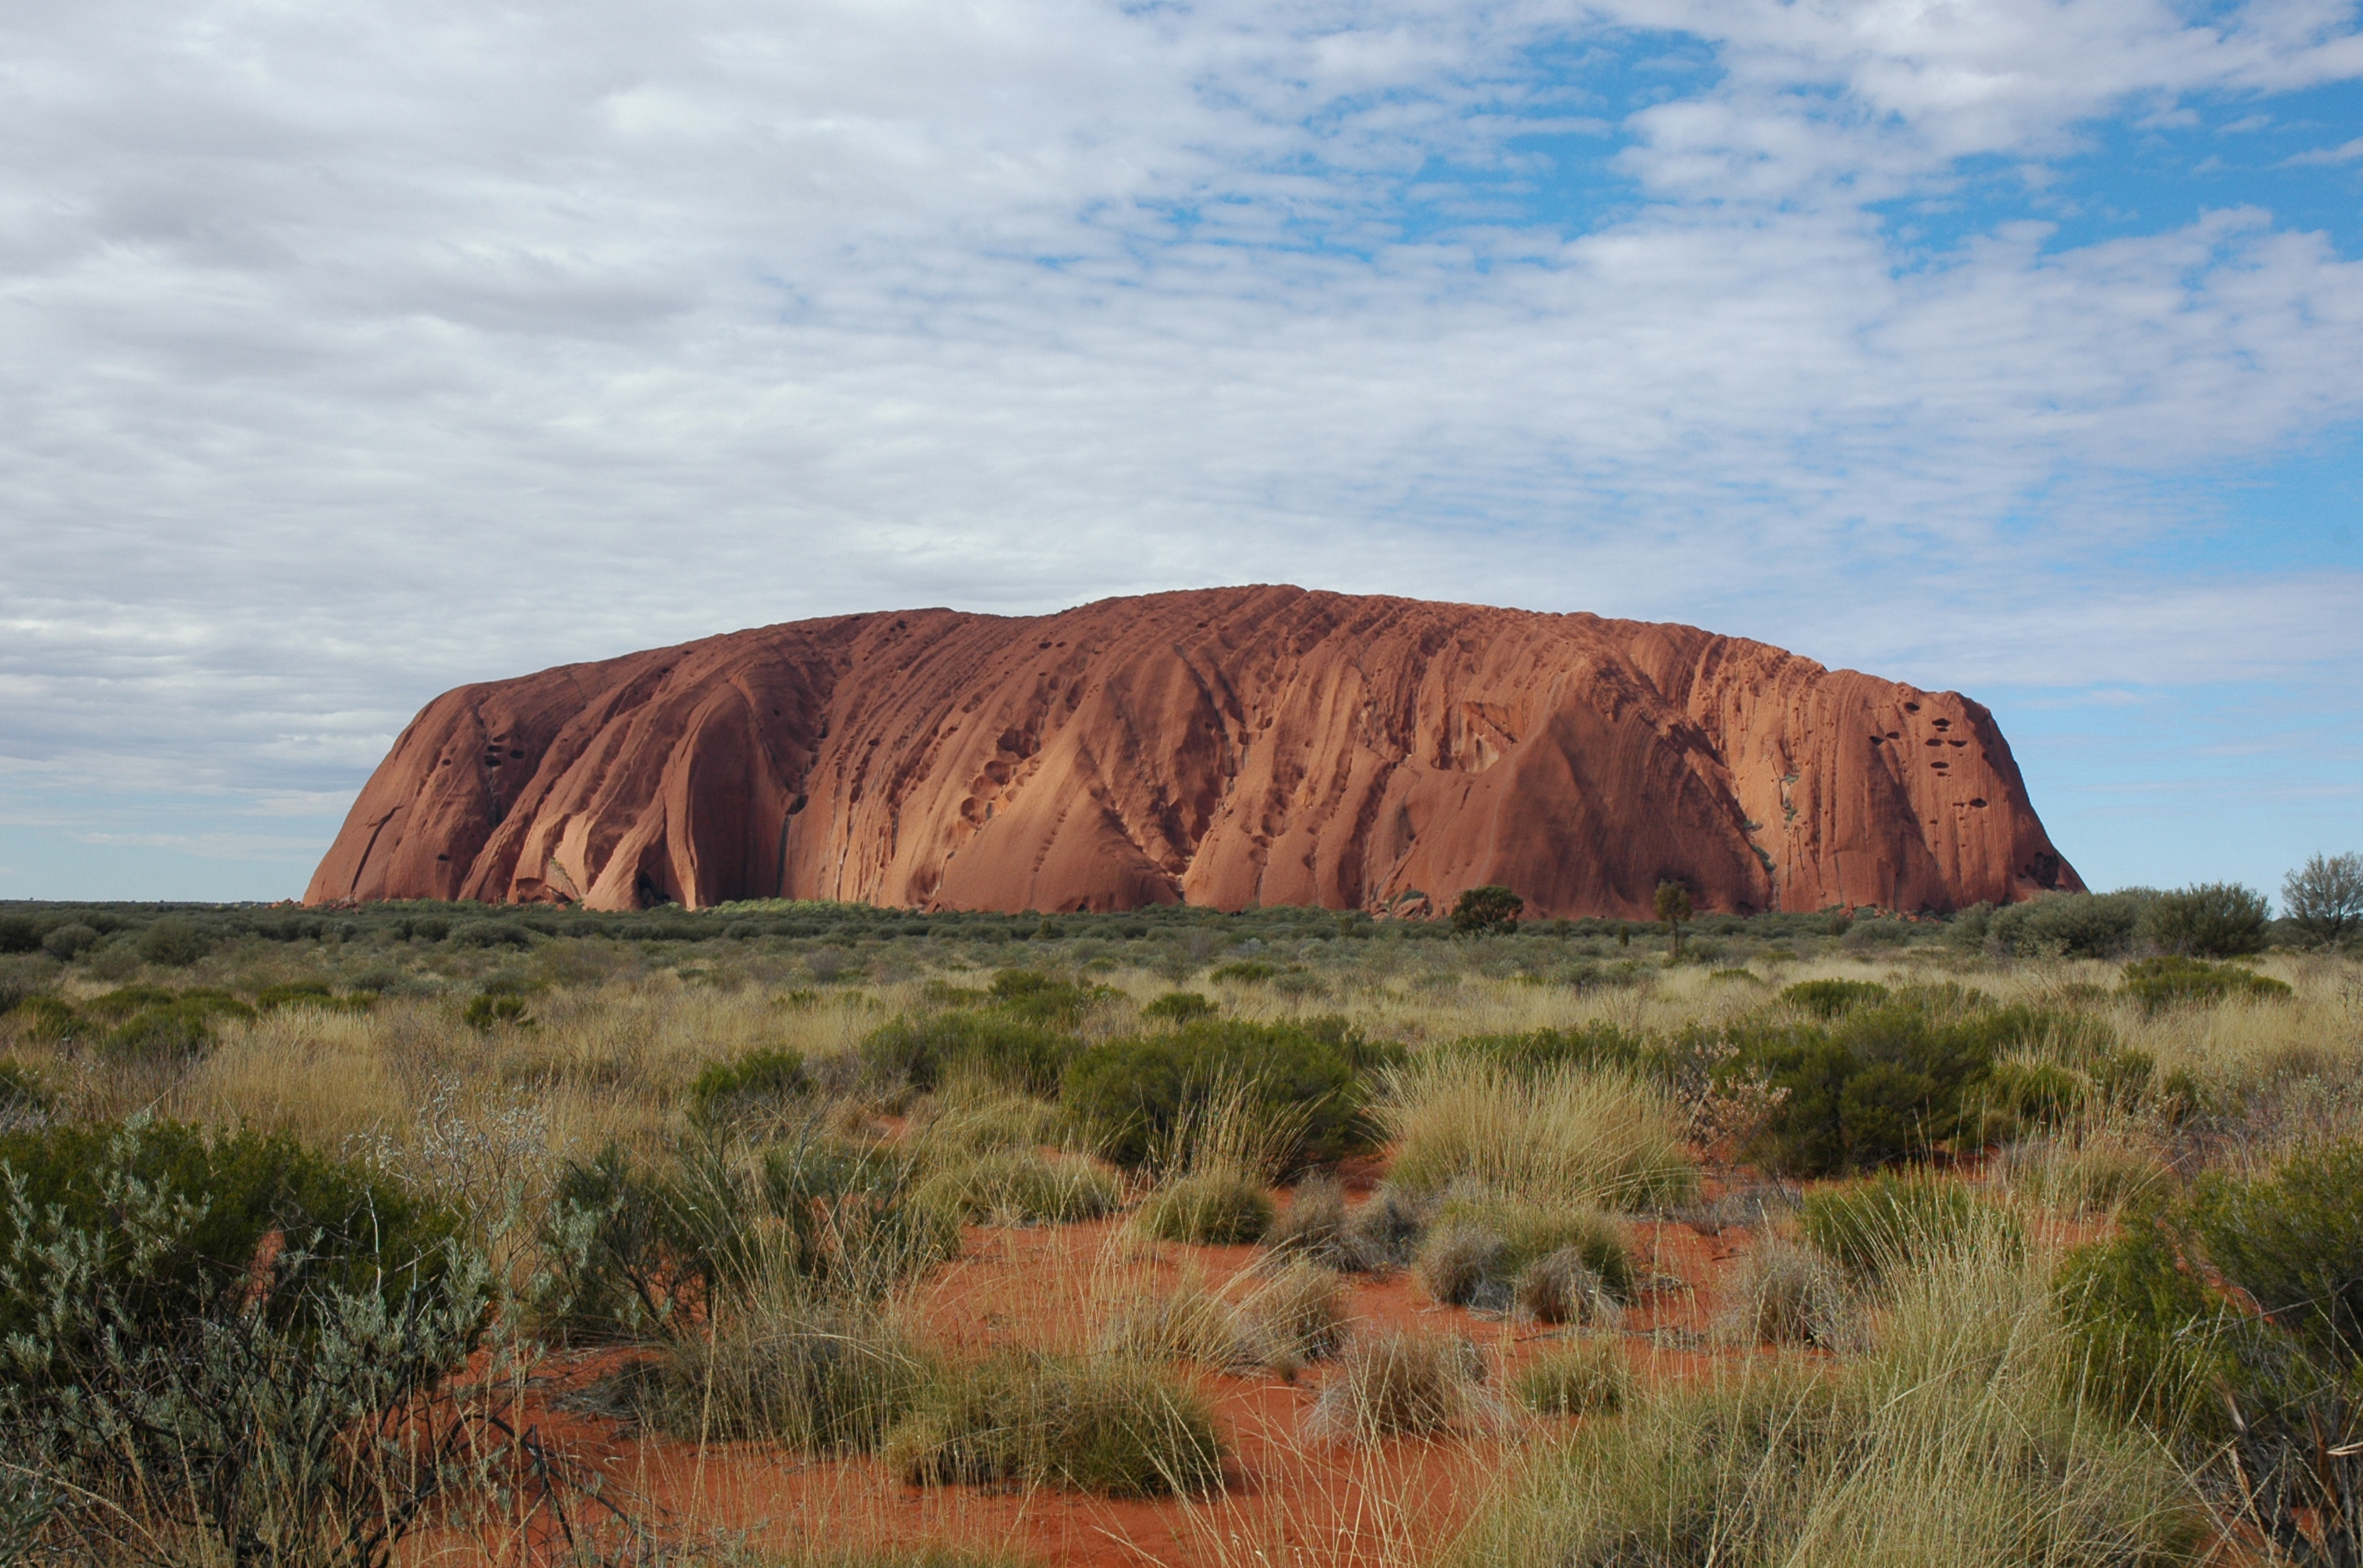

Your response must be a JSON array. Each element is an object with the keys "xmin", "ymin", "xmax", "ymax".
[{"xmin": 305, "ymin": 585, "xmax": 2081, "ymax": 918}]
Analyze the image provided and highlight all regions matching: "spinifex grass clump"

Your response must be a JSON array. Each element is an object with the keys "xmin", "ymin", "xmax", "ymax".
[
  {"xmin": 1798, "ymin": 1171, "xmax": 2023, "ymax": 1287},
  {"xmin": 1516, "ymin": 1341, "xmax": 1631, "ymax": 1416},
  {"xmin": 1304, "ymin": 1329, "xmax": 1506, "ymax": 1444},
  {"xmin": 915, "ymin": 1147, "xmax": 1122, "ymax": 1226},
  {"xmin": 1455, "ymin": 1232, "xmax": 2201, "ymax": 1568},
  {"xmin": 886, "ymin": 1352, "xmax": 1226, "ymax": 1496},
  {"xmin": 1135, "ymin": 1166, "xmax": 1276, "ymax": 1245},
  {"xmin": 1383, "ymin": 1058, "xmax": 1696, "ymax": 1212},
  {"xmin": 1411, "ymin": 1194, "xmax": 1633, "ymax": 1312},
  {"xmin": 1713, "ymin": 1238, "xmax": 1862, "ymax": 1350}
]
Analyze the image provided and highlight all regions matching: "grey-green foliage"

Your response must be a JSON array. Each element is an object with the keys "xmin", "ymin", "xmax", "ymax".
[
  {"xmin": 2137, "ymin": 883, "xmax": 2271, "ymax": 959},
  {"xmin": 2281, "ymin": 852, "xmax": 2363, "ymax": 948},
  {"xmin": 0, "ymin": 1128, "xmax": 498, "ymax": 1567},
  {"xmin": 1985, "ymin": 891, "xmax": 2154, "ymax": 958}
]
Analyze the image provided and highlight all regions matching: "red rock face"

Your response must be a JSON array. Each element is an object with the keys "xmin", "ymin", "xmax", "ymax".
[{"xmin": 306, "ymin": 586, "xmax": 2082, "ymax": 917}]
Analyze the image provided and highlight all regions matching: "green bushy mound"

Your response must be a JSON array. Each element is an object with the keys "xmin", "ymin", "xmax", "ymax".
[
  {"xmin": 1061, "ymin": 1017, "xmax": 1395, "ymax": 1170},
  {"xmin": 861, "ymin": 1009, "xmax": 1077, "ymax": 1098},
  {"xmin": 1782, "ymin": 979, "xmax": 1891, "ymax": 1018},
  {"xmin": 687, "ymin": 1045, "xmax": 811, "ymax": 1129},
  {"xmin": 2120, "ymin": 957, "xmax": 2291, "ymax": 1015},
  {"xmin": 1799, "ymin": 1172, "xmax": 2022, "ymax": 1285}
]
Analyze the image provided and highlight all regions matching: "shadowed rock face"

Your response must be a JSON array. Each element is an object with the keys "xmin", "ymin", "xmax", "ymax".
[{"xmin": 306, "ymin": 586, "xmax": 2081, "ymax": 917}]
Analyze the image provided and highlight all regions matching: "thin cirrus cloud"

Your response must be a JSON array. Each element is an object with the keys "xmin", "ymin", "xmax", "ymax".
[{"xmin": 0, "ymin": 0, "xmax": 2358, "ymax": 901}]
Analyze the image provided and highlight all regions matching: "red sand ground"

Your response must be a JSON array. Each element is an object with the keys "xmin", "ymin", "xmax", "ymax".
[{"xmin": 416, "ymin": 1164, "xmax": 1851, "ymax": 1568}]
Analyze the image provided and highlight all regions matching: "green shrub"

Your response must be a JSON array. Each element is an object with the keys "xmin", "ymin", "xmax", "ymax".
[
  {"xmin": 0, "ymin": 1061, "xmax": 52, "ymax": 1129},
  {"xmin": 461, "ymin": 992, "xmax": 534, "ymax": 1031},
  {"xmin": 536, "ymin": 1133, "xmax": 959, "ymax": 1344},
  {"xmin": 860, "ymin": 1010, "xmax": 1077, "ymax": 1098},
  {"xmin": 1451, "ymin": 884, "xmax": 1524, "ymax": 935},
  {"xmin": 1062, "ymin": 1018, "xmax": 1381, "ymax": 1171},
  {"xmin": 1134, "ymin": 1167, "xmax": 1275, "ymax": 1245},
  {"xmin": 0, "ymin": 917, "xmax": 41, "ymax": 956},
  {"xmin": 135, "ymin": 916, "xmax": 217, "ymax": 966},
  {"xmin": 887, "ymin": 1353, "xmax": 1226, "ymax": 1496},
  {"xmin": 1143, "ymin": 991, "xmax": 1217, "ymax": 1023},
  {"xmin": 1723, "ymin": 991, "xmax": 2011, "ymax": 1174},
  {"xmin": 1516, "ymin": 1342, "xmax": 1630, "ymax": 1416},
  {"xmin": 2187, "ymin": 1141, "xmax": 2363, "ymax": 1368},
  {"xmin": 10, "ymin": 996, "xmax": 78, "ymax": 1044},
  {"xmin": 1781, "ymin": 978, "xmax": 1890, "ymax": 1018},
  {"xmin": 0, "ymin": 1124, "xmax": 493, "ymax": 1566},
  {"xmin": 0, "ymin": 1118, "xmax": 461, "ymax": 1355},
  {"xmin": 687, "ymin": 1046, "xmax": 811, "ymax": 1129},
  {"xmin": 2138, "ymin": 882, "xmax": 2270, "ymax": 958},
  {"xmin": 1986, "ymin": 890, "xmax": 2151, "ymax": 958},
  {"xmin": 39, "ymin": 923, "xmax": 100, "ymax": 961},
  {"xmin": 2054, "ymin": 1219, "xmax": 2241, "ymax": 1440},
  {"xmin": 2120, "ymin": 957, "xmax": 2291, "ymax": 1014},
  {"xmin": 1799, "ymin": 1172, "xmax": 2020, "ymax": 1285},
  {"xmin": 985, "ymin": 968, "xmax": 1115, "ymax": 1026},
  {"xmin": 1209, "ymin": 960, "xmax": 1278, "ymax": 984},
  {"xmin": 450, "ymin": 918, "xmax": 535, "ymax": 949}
]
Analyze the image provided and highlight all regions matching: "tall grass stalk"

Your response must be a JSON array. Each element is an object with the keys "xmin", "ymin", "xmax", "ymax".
[{"xmin": 1382, "ymin": 1060, "xmax": 1695, "ymax": 1211}]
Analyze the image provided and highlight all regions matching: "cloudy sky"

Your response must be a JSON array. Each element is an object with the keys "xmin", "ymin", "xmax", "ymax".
[{"xmin": 2, "ymin": 0, "xmax": 2359, "ymax": 903}]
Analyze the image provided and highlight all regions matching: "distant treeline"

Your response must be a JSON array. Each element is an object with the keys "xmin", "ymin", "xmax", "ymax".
[{"xmin": 0, "ymin": 878, "xmax": 2340, "ymax": 969}]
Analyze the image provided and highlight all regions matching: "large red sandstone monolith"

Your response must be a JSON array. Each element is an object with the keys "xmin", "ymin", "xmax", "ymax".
[{"xmin": 305, "ymin": 585, "xmax": 2081, "ymax": 917}]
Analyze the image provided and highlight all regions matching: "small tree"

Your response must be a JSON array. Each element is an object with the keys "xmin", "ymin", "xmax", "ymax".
[
  {"xmin": 2140, "ymin": 882, "xmax": 2270, "ymax": 959},
  {"xmin": 1653, "ymin": 881, "xmax": 1694, "ymax": 958},
  {"xmin": 2283, "ymin": 852, "xmax": 2363, "ymax": 948},
  {"xmin": 1450, "ymin": 885, "xmax": 1524, "ymax": 936}
]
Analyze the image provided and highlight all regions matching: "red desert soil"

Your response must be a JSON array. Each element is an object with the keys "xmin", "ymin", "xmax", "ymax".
[
  {"xmin": 428, "ymin": 1177, "xmax": 1818, "ymax": 1568},
  {"xmin": 307, "ymin": 585, "xmax": 2080, "ymax": 918}
]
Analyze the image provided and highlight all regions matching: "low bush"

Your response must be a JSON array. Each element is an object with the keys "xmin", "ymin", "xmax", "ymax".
[
  {"xmin": 1798, "ymin": 1172, "xmax": 2021, "ymax": 1286},
  {"xmin": 1438, "ymin": 1022, "xmax": 1673, "ymax": 1082},
  {"xmin": 39, "ymin": 923, "xmax": 100, "ymax": 961},
  {"xmin": 1782, "ymin": 978, "xmax": 1890, "ymax": 1018},
  {"xmin": 0, "ymin": 1121, "xmax": 491, "ymax": 1566},
  {"xmin": 1335, "ymin": 1184, "xmax": 1431, "ymax": 1273},
  {"xmin": 1134, "ymin": 1167, "xmax": 1275, "ymax": 1245},
  {"xmin": 2137, "ymin": 882, "xmax": 2270, "ymax": 958},
  {"xmin": 0, "ymin": 1118, "xmax": 461, "ymax": 1351},
  {"xmin": 1303, "ymin": 1330, "xmax": 1500, "ymax": 1444},
  {"xmin": 1062, "ymin": 1018, "xmax": 1384, "ymax": 1171},
  {"xmin": 2187, "ymin": 1140, "xmax": 2363, "ymax": 1368},
  {"xmin": 1723, "ymin": 988, "xmax": 2045, "ymax": 1174},
  {"xmin": 536, "ymin": 1133, "xmax": 959, "ymax": 1344},
  {"xmin": 1142, "ymin": 991, "xmax": 1217, "ymax": 1023},
  {"xmin": 861, "ymin": 1010, "xmax": 1077, "ymax": 1098},
  {"xmin": 2120, "ymin": 957, "xmax": 2292, "ymax": 1014},
  {"xmin": 1516, "ymin": 1341, "xmax": 1630, "ymax": 1416},
  {"xmin": 449, "ymin": 918, "xmax": 535, "ymax": 949},
  {"xmin": 135, "ymin": 916, "xmax": 217, "ymax": 966},
  {"xmin": 1208, "ymin": 960, "xmax": 1278, "ymax": 984},
  {"xmin": 461, "ymin": 992, "xmax": 534, "ymax": 1032},
  {"xmin": 1986, "ymin": 890, "xmax": 2152, "ymax": 959},
  {"xmin": 886, "ymin": 1352, "xmax": 1226, "ymax": 1496},
  {"xmin": 687, "ymin": 1045, "xmax": 811, "ymax": 1130},
  {"xmin": 985, "ymin": 968, "xmax": 1116, "ymax": 1026}
]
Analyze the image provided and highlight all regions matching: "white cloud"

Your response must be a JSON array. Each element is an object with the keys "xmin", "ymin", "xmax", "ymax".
[{"xmin": 0, "ymin": 0, "xmax": 2358, "ymax": 889}]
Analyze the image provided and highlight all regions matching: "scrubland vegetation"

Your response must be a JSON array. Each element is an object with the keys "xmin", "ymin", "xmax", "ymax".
[{"xmin": 0, "ymin": 883, "xmax": 2358, "ymax": 1566}]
